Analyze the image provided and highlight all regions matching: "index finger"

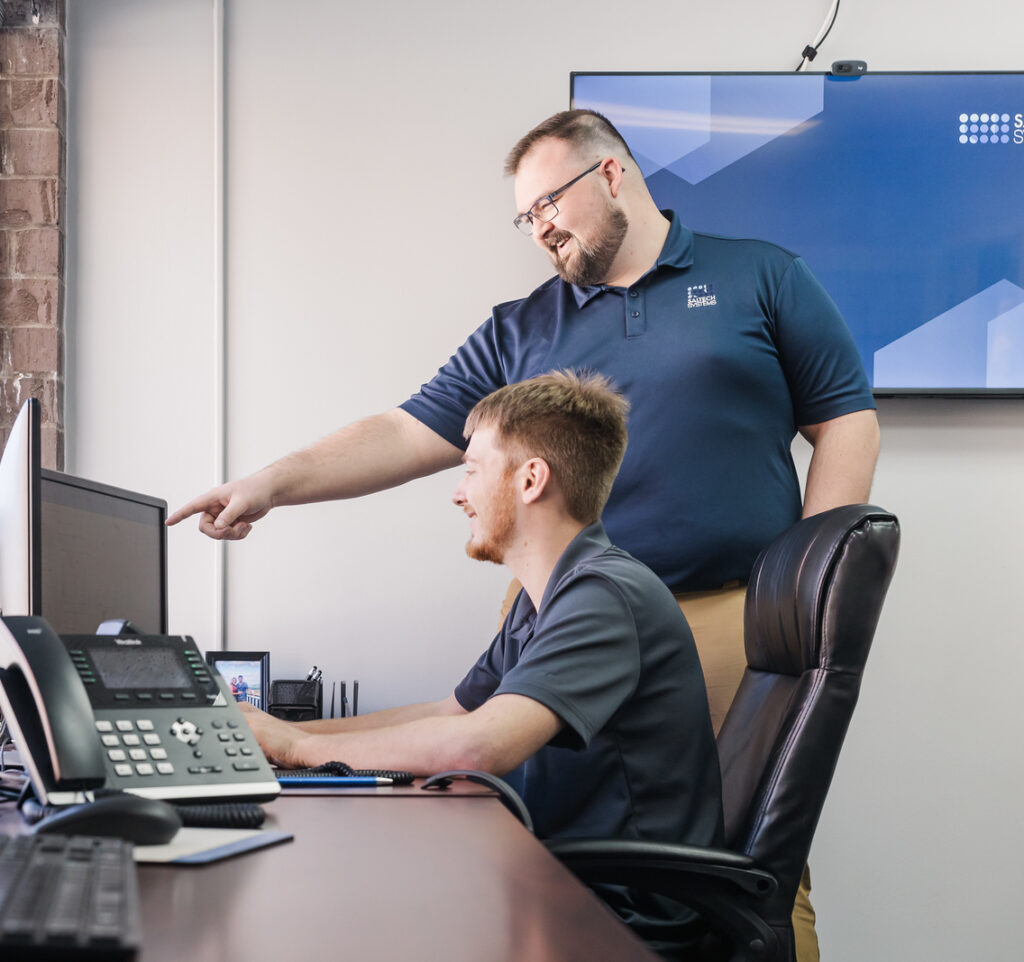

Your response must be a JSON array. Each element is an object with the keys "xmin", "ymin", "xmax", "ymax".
[{"xmin": 166, "ymin": 494, "xmax": 216, "ymax": 526}]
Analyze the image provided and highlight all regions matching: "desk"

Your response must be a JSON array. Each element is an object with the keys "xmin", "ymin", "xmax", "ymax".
[{"xmin": 5, "ymin": 789, "xmax": 659, "ymax": 961}]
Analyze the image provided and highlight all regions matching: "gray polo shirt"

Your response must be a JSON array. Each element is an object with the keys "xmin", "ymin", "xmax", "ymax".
[{"xmin": 454, "ymin": 522, "xmax": 723, "ymax": 848}]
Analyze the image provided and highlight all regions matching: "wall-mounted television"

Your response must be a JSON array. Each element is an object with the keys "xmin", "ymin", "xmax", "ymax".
[{"xmin": 571, "ymin": 71, "xmax": 1024, "ymax": 397}]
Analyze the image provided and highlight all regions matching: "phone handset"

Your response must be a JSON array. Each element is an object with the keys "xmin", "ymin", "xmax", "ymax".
[{"xmin": 0, "ymin": 614, "xmax": 106, "ymax": 804}]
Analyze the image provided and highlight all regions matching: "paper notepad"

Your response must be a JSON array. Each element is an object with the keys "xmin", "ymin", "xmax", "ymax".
[{"xmin": 133, "ymin": 827, "xmax": 293, "ymax": 864}]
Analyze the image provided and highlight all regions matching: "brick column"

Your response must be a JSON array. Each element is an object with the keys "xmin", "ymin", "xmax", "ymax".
[{"xmin": 0, "ymin": 0, "xmax": 65, "ymax": 469}]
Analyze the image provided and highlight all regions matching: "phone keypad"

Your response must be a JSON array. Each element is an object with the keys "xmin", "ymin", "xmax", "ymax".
[
  {"xmin": 96, "ymin": 719, "xmax": 176, "ymax": 778},
  {"xmin": 95, "ymin": 716, "xmax": 259, "ymax": 780}
]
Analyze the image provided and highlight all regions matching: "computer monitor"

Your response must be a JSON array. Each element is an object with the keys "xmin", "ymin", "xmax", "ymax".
[
  {"xmin": 0, "ymin": 399, "xmax": 168, "ymax": 634},
  {"xmin": 0, "ymin": 398, "xmax": 40, "ymax": 619}
]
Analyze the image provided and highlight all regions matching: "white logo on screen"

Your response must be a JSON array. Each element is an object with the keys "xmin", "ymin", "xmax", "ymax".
[{"xmin": 958, "ymin": 112, "xmax": 1018, "ymax": 144}]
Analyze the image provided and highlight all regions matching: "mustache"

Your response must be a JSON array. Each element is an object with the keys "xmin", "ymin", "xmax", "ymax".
[{"xmin": 547, "ymin": 230, "xmax": 573, "ymax": 251}]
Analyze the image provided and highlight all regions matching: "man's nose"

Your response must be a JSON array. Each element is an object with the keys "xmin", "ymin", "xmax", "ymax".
[{"xmin": 534, "ymin": 217, "xmax": 555, "ymax": 241}]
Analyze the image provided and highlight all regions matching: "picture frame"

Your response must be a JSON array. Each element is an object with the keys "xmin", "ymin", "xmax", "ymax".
[{"xmin": 204, "ymin": 651, "xmax": 270, "ymax": 711}]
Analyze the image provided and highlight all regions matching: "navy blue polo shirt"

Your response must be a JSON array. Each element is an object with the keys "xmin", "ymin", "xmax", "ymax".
[
  {"xmin": 454, "ymin": 522, "xmax": 723, "ymax": 846},
  {"xmin": 401, "ymin": 213, "xmax": 874, "ymax": 591}
]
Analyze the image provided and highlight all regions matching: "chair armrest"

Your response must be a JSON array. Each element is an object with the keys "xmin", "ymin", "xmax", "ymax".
[
  {"xmin": 546, "ymin": 839, "xmax": 776, "ymax": 898},
  {"xmin": 546, "ymin": 839, "xmax": 787, "ymax": 961}
]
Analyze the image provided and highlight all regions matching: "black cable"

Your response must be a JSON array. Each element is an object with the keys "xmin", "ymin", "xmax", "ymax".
[
  {"xmin": 13, "ymin": 778, "xmax": 38, "ymax": 817},
  {"xmin": 0, "ymin": 771, "xmax": 29, "ymax": 803},
  {"xmin": 0, "ymin": 721, "xmax": 11, "ymax": 771},
  {"xmin": 173, "ymin": 802, "xmax": 266, "ymax": 830},
  {"xmin": 796, "ymin": 0, "xmax": 842, "ymax": 72}
]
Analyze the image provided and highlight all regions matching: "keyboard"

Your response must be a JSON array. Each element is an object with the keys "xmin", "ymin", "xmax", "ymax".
[{"xmin": 0, "ymin": 833, "xmax": 141, "ymax": 959}]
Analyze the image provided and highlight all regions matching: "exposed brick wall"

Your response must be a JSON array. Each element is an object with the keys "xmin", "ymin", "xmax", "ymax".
[{"xmin": 0, "ymin": 0, "xmax": 65, "ymax": 469}]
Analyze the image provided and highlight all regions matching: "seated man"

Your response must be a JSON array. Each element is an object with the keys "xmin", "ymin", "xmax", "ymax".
[{"xmin": 241, "ymin": 370, "xmax": 722, "ymax": 853}]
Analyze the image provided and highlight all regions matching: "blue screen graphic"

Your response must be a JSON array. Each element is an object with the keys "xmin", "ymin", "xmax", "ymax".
[{"xmin": 571, "ymin": 72, "xmax": 1024, "ymax": 393}]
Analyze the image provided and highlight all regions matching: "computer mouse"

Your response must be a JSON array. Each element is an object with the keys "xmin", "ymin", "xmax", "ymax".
[{"xmin": 31, "ymin": 793, "xmax": 183, "ymax": 845}]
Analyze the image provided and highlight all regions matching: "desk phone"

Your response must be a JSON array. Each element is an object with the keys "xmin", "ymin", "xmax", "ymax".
[{"xmin": 0, "ymin": 615, "xmax": 281, "ymax": 806}]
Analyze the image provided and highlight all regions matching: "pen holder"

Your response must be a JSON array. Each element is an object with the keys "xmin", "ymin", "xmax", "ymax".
[{"xmin": 268, "ymin": 679, "xmax": 322, "ymax": 722}]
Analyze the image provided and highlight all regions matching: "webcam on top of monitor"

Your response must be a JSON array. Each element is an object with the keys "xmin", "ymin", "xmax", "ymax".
[{"xmin": 831, "ymin": 60, "xmax": 867, "ymax": 76}]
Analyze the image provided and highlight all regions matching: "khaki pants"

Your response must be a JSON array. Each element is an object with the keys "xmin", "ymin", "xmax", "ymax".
[{"xmin": 498, "ymin": 578, "xmax": 819, "ymax": 961}]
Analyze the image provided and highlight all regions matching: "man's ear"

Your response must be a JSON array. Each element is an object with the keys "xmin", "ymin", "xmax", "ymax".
[
  {"xmin": 518, "ymin": 457, "xmax": 551, "ymax": 505},
  {"xmin": 603, "ymin": 157, "xmax": 625, "ymax": 199}
]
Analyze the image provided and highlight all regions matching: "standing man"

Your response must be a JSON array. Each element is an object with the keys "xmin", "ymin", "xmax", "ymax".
[
  {"xmin": 240, "ymin": 372, "xmax": 723, "ymax": 868},
  {"xmin": 169, "ymin": 110, "xmax": 878, "ymax": 960},
  {"xmin": 169, "ymin": 110, "xmax": 877, "ymax": 707}
]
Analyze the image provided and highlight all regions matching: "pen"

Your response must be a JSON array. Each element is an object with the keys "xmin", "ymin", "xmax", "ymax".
[
  {"xmin": 306, "ymin": 665, "xmax": 318, "ymax": 681},
  {"xmin": 277, "ymin": 776, "xmax": 393, "ymax": 787}
]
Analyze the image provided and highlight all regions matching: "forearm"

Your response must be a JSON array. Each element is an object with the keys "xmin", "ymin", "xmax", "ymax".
[
  {"xmin": 800, "ymin": 409, "xmax": 881, "ymax": 517},
  {"xmin": 293, "ymin": 699, "xmax": 456, "ymax": 735},
  {"xmin": 261, "ymin": 408, "xmax": 462, "ymax": 507},
  {"xmin": 168, "ymin": 408, "xmax": 464, "ymax": 538},
  {"xmin": 289, "ymin": 714, "xmax": 492, "ymax": 775},
  {"xmin": 247, "ymin": 694, "xmax": 560, "ymax": 776}
]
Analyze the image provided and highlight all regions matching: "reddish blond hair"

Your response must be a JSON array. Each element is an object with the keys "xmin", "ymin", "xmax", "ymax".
[{"xmin": 464, "ymin": 371, "xmax": 630, "ymax": 524}]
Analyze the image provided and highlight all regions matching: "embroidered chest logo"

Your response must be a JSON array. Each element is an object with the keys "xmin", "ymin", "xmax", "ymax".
[{"xmin": 687, "ymin": 283, "xmax": 717, "ymax": 309}]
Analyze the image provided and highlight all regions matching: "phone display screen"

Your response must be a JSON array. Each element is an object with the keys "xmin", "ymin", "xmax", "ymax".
[{"xmin": 89, "ymin": 647, "xmax": 192, "ymax": 690}]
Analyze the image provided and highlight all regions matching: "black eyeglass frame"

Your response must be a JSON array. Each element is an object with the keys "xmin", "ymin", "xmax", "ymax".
[{"xmin": 512, "ymin": 161, "xmax": 603, "ymax": 234}]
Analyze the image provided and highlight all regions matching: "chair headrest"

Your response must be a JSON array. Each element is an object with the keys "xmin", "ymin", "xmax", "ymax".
[{"xmin": 743, "ymin": 504, "xmax": 900, "ymax": 677}]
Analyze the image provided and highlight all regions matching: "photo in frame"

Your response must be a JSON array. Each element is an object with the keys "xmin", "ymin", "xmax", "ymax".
[{"xmin": 205, "ymin": 651, "xmax": 270, "ymax": 711}]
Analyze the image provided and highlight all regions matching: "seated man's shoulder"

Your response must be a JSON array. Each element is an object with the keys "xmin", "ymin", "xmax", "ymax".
[
  {"xmin": 580, "ymin": 544, "xmax": 678, "ymax": 599},
  {"xmin": 562, "ymin": 546, "xmax": 689, "ymax": 633}
]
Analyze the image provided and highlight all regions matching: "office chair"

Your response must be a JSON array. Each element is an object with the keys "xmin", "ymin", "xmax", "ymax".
[{"xmin": 546, "ymin": 503, "xmax": 900, "ymax": 961}]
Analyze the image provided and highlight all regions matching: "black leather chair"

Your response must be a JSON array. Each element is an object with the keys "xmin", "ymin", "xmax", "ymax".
[{"xmin": 546, "ymin": 503, "xmax": 900, "ymax": 961}]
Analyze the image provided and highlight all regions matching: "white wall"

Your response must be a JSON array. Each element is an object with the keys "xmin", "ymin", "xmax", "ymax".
[
  {"xmin": 66, "ymin": 0, "xmax": 220, "ymax": 645},
  {"xmin": 66, "ymin": 1, "xmax": 1024, "ymax": 959}
]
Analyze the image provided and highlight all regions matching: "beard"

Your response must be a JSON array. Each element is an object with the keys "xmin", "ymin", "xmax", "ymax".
[
  {"xmin": 465, "ymin": 476, "xmax": 517, "ymax": 565},
  {"xmin": 548, "ymin": 204, "xmax": 629, "ymax": 287}
]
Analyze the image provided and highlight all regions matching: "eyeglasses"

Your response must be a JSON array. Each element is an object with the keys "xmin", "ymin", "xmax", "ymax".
[{"xmin": 512, "ymin": 161, "xmax": 602, "ymax": 235}]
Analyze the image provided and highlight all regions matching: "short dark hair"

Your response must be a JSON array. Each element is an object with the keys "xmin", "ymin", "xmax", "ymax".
[
  {"xmin": 464, "ymin": 370, "xmax": 630, "ymax": 524},
  {"xmin": 504, "ymin": 109, "xmax": 637, "ymax": 176}
]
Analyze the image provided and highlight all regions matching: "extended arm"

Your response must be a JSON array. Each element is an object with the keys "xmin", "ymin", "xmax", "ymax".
[
  {"xmin": 798, "ymin": 409, "xmax": 880, "ymax": 518},
  {"xmin": 241, "ymin": 692, "xmax": 562, "ymax": 776},
  {"xmin": 166, "ymin": 408, "xmax": 463, "ymax": 540},
  {"xmin": 291, "ymin": 698, "xmax": 461, "ymax": 734}
]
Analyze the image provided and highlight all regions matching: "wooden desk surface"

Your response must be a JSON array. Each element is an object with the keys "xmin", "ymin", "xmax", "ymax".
[{"xmin": 134, "ymin": 792, "xmax": 659, "ymax": 962}]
